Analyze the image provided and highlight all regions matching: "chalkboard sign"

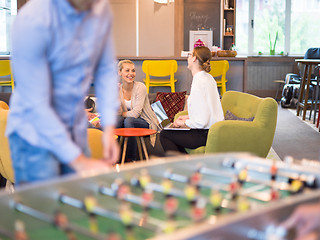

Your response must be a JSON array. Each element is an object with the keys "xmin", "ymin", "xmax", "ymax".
[{"xmin": 184, "ymin": 0, "xmax": 221, "ymax": 50}]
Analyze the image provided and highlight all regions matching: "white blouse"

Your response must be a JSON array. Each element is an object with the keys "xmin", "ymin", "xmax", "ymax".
[
  {"xmin": 185, "ymin": 71, "xmax": 224, "ymax": 129},
  {"xmin": 125, "ymin": 99, "xmax": 132, "ymax": 110}
]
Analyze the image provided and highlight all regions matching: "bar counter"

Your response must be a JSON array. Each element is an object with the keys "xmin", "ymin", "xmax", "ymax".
[{"xmin": 0, "ymin": 55, "xmax": 302, "ymax": 97}]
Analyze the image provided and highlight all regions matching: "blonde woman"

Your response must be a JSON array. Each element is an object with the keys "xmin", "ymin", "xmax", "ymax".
[
  {"xmin": 117, "ymin": 60, "xmax": 160, "ymax": 161},
  {"xmin": 160, "ymin": 46, "xmax": 224, "ymax": 153}
]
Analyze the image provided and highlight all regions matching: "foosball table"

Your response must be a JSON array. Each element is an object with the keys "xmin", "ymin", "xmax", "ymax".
[{"xmin": 1, "ymin": 153, "xmax": 320, "ymax": 240}]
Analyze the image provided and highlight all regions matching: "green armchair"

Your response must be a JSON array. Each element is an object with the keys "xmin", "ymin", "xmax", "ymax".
[{"xmin": 175, "ymin": 91, "xmax": 278, "ymax": 158}]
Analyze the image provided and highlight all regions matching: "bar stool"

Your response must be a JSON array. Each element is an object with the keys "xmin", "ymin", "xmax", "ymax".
[
  {"xmin": 295, "ymin": 59, "xmax": 320, "ymax": 120},
  {"xmin": 114, "ymin": 128, "xmax": 157, "ymax": 165}
]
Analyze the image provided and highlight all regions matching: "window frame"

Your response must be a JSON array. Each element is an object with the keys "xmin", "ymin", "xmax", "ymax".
[{"xmin": 240, "ymin": 0, "xmax": 320, "ymax": 56}]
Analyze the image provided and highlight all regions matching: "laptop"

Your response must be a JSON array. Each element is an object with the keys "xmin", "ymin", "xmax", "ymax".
[{"xmin": 151, "ymin": 100, "xmax": 190, "ymax": 130}]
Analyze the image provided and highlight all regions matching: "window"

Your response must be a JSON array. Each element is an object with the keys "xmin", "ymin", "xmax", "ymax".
[
  {"xmin": 0, "ymin": 0, "xmax": 17, "ymax": 54},
  {"xmin": 236, "ymin": 0, "xmax": 320, "ymax": 56},
  {"xmin": 290, "ymin": 0, "xmax": 320, "ymax": 54},
  {"xmin": 235, "ymin": 0, "xmax": 249, "ymax": 54}
]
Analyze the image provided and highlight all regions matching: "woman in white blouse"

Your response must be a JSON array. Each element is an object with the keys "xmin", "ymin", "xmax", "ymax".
[
  {"xmin": 160, "ymin": 46, "xmax": 224, "ymax": 153},
  {"xmin": 117, "ymin": 60, "xmax": 160, "ymax": 161}
]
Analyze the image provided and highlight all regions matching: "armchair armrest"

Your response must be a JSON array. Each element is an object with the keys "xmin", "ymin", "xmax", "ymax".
[{"xmin": 205, "ymin": 120, "xmax": 273, "ymax": 158}]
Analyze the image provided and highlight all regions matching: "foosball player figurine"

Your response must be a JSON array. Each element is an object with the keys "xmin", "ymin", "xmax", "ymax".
[
  {"xmin": 236, "ymin": 196, "xmax": 250, "ymax": 212},
  {"xmin": 229, "ymin": 179, "xmax": 240, "ymax": 200},
  {"xmin": 210, "ymin": 189, "xmax": 223, "ymax": 214},
  {"xmin": 161, "ymin": 178, "xmax": 173, "ymax": 196},
  {"xmin": 164, "ymin": 195, "xmax": 179, "ymax": 219},
  {"xmin": 141, "ymin": 188, "xmax": 153, "ymax": 208},
  {"xmin": 84, "ymin": 194, "xmax": 99, "ymax": 234},
  {"xmin": 290, "ymin": 178, "xmax": 304, "ymax": 194},
  {"xmin": 138, "ymin": 169, "xmax": 151, "ymax": 189},
  {"xmin": 14, "ymin": 220, "xmax": 29, "ymax": 240},
  {"xmin": 189, "ymin": 170, "xmax": 202, "ymax": 187},
  {"xmin": 270, "ymin": 187, "xmax": 280, "ymax": 201},
  {"xmin": 270, "ymin": 159, "xmax": 278, "ymax": 182},
  {"xmin": 113, "ymin": 179, "xmax": 130, "ymax": 200},
  {"xmin": 54, "ymin": 211, "xmax": 77, "ymax": 240},
  {"xmin": 119, "ymin": 202, "xmax": 134, "ymax": 240},
  {"xmin": 141, "ymin": 188, "xmax": 154, "ymax": 220},
  {"xmin": 184, "ymin": 183, "xmax": 198, "ymax": 205},
  {"xmin": 191, "ymin": 198, "xmax": 206, "ymax": 221},
  {"xmin": 238, "ymin": 167, "xmax": 248, "ymax": 186},
  {"xmin": 163, "ymin": 219, "xmax": 176, "ymax": 234},
  {"xmin": 106, "ymin": 232, "xmax": 122, "ymax": 240}
]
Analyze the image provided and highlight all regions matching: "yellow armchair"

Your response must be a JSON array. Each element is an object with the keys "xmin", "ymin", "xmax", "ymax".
[
  {"xmin": 0, "ymin": 107, "xmax": 14, "ymax": 184},
  {"xmin": 174, "ymin": 91, "xmax": 278, "ymax": 158},
  {"xmin": 87, "ymin": 128, "xmax": 104, "ymax": 159}
]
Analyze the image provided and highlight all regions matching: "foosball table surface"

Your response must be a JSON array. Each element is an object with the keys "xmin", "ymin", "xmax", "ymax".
[{"xmin": 1, "ymin": 153, "xmax": 320, "ymax": 240}]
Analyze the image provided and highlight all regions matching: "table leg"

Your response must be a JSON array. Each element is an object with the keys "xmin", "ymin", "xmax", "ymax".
[
  {"xmin": 297, "ymin": 65, "xmax": 308, "ymax": 116},
  {"xmin": 121, "ymin": 137, "xmax": 128, "ymax": 165},
  {"xmin": 119, "ymin": 136, "xmax": 123, "ymax": 147},
  {"xmin": 302, "ymin": 65, "xmax": 312, "ymax": 120},
  {"xmin": 312, "ymin": 76, "xmax": 319, "ymax": 124},
  {"xmin": 136, "ymin": 136, "xmax": 143, "ymax": 160},
  {"xmin": 140, "ymin": 137, "xmax": 149, "ymax": 162},
  {"xmin": 318, "ymin": 102, "xmax": 320, "ymax": 129}
]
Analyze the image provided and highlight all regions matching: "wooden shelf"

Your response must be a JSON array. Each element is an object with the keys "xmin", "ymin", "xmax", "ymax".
[{"xmin": 222, "ymin": 0, "xmax": 236, "ymax": 50}]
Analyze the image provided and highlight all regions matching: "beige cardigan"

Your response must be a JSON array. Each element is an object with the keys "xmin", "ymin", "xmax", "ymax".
[{"xmin": 119, "ymin": 82, "xmax": 161, "ymax": 146}]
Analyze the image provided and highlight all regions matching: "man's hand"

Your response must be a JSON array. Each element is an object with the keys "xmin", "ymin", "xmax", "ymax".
[
  {"xmin": 69, "ymin": 154, "xmax": 110, "ymax": 173},
  {"xmin": 102, "ymin": 125, "xmax": 119, "ymax": 165},
  {"xmin": 281, "ymin": 203, "xmax": 320, "ymax": 240}
]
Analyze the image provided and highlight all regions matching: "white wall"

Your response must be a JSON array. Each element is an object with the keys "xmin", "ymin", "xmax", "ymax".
[
  {"xmin": 110, "ymin": 0, "xmax": 136, "ymax": 56},
  {"xmin": 110, "ymin": 0, "xmax": 175, "ymax": 56}
]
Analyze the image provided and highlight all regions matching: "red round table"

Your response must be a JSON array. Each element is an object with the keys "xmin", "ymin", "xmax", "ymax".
[{"xmin": 114, "ymin": 128, "xmax": 157, "ymax": 165}]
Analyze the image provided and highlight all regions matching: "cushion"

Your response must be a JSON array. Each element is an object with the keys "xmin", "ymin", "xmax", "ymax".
[
  {"xmin": 156, "ymin": 91, "xmax": 187, "ymax": 122},
  {"xmin": 225, "ymin": 110, "xmax": 254, "ymax": 121}
]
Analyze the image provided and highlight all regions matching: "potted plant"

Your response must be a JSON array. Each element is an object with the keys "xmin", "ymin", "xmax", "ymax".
[{"xmin": 269, "ymin": 31, "xmax": 278, "ymax": 55}]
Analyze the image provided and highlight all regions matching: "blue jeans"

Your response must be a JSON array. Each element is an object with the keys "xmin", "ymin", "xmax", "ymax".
[
  {"xmin": 116, "ymin": 117, "xmax": 149, "ymax": 160},
  {"xmin": 9, "ymin": 133, "xmax": 75, "ymax": 185}
]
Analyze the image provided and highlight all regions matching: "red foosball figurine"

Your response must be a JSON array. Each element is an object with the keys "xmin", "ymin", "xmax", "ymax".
[
  {"xmin": 191, "ymin": 198, "xmax": 206, "ymax": 221},
  {"xmin": 141, "ymin": 189, "xmax": 153, "ymax": 207},
  {"xmin": 230, "ymin": 180, "xmax": 240, "ymax": 200},
  {"xmin": 270, "ymin": 160, "xmax": 278, "ymax": 181},
  {"xmin": 14, "ymin": 220, "xmax": 28, "ymax": 240},
  {"xmin": 116, "ymin": 183, "xmax": 131, "ymax": 200},
  {"xmin": 189, "ymin": 171, "xmax": 202, "ymax": 186},
  {"xmin": 270, "ymin": 187, "xmax": 280, "ymax": 200},
  {"xmin": 164, "ymin": 196, "xmax": 179, "ymax": 217}
]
